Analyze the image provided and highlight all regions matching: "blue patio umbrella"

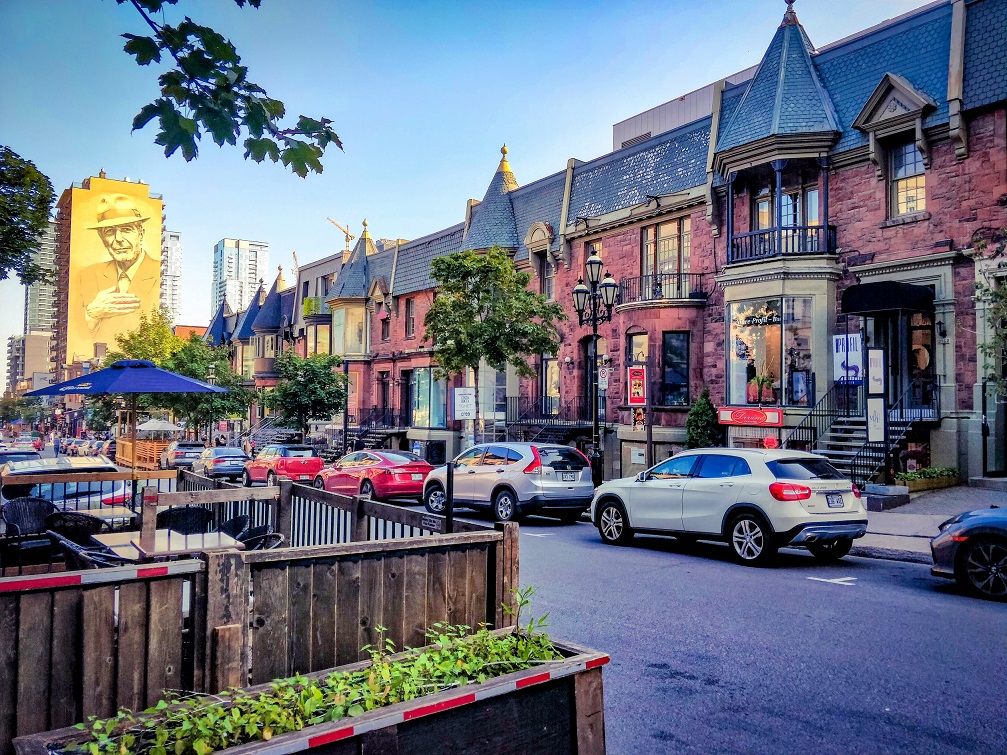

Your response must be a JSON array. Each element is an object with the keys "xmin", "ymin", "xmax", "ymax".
[{"xmin": 27, "ymin": 360, "xmax": 227, "ymax": 471}]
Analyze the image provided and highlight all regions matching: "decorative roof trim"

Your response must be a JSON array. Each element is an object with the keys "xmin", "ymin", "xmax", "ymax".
[
  {"xmin": 713, "ymin": 131, "xmax": 837, "ymax": 176},
  {"xmin": 564, "ymin": 186, "xmax": 706, "ymax": 240}
]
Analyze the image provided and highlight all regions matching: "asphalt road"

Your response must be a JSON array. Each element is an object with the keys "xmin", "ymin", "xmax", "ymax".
[{"xmin": 507, "ymin": 515, "xmax": 1007, "ymax": 755}]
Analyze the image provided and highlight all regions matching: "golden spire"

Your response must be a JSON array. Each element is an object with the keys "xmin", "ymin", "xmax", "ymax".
[
  {"xmin": 361, "ymin": 218, "xmax": 370, "ymax": 239},
  {"xmin": 498, "ymin": 143, "xmax": 511, "ymax": 172}
]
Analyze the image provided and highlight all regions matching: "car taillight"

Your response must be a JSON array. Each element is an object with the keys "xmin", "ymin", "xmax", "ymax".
[
  {"xmin": 101, "ymin": 492, "xmax": 128, "ymax": 505},
  {"xmin": 213, "ymin": 458, "xmax": 227, "ymax": 464},
  {"xmin": 768, "ymin": 482, "xmax": 812, "ymax": 501},
  {"xmin": 851, "ymin": 484, "xmax": 861, "ymax": 499},
  {"xmin": 173, "ymin": 451, "xmax": 184, "ymax": 458},
  {"xmin": 523, "ymin": 447, "xmax": 542, "ymax": 475}
]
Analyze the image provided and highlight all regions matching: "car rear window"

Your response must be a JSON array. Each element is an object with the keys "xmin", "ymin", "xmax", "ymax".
[
  {"xmin": 282, "ymin": 447, "xmax": 315, "ymax": 458},
  {"xmin": 537, "ymin": 447, "xmax": 588, "ymax": 471},
  {"xmin": 382, "ymin": 452, "xmax": 421, "ymax": 463},
  {"xmin": 215, "ymin": 449, "xmax": 247, "ymax": 458},
  {"xmin": 178, "ymin": 442, "xmax": 205, "ymax": 449},
  {"xmin": 766, "ymin": 459, "xmax": 847, "ymax": 481}
]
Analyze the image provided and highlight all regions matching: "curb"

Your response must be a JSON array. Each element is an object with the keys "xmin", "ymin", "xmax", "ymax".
[{"xmin": 850, "ymin": 544, "xmax": 930, "ymax": 564}]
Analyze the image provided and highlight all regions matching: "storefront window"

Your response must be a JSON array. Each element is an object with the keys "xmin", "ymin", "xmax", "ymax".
[
  {"xmin": 411, "ymin": 367, "xmax": 446, "ymax": 429},
  {"xmin": 729, "ymin": 297, "xmax": 814, "ymax": 406},
  {"xmin": 661, "ymin": 332, "xmax": 689, "ymax": 406}
]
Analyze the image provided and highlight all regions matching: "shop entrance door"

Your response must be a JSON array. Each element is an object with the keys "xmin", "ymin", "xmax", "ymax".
[{"xmin": 863, "ymin": 311, "xmax": 935, "ymax": 409}]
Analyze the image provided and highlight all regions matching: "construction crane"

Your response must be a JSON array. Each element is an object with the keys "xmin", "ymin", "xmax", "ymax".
[
  {"xmin": 291, "ymin": 250, "xmax": 299, "ymax": 280},
  {"xmin": 326, "ymin": 218, "xmax": 355, "ymax": 255}
]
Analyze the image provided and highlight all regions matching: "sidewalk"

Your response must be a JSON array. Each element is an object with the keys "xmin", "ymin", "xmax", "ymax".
[{"xmin": 849, "ymin": 485, "xmax": 1004, "ymax": 564}]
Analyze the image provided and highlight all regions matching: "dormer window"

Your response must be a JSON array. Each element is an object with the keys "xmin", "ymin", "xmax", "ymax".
[{"xmin": 890, "ymin": 141, "xmax": 926, "ymax": 217}]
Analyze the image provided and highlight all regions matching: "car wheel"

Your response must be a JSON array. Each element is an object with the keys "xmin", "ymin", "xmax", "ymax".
[
  {"xmin": 424, "ymin": 483, "xmax": 446, "ymax": 514},
  {"xmin": 242, "ymin": 470, "xmax": 252, "ymax": 487},
  {"xmin": 729, "ymin": 513, "xmax": 777, "ymax": 566},
  {"xmin": 807, "ymin": 539, "xmax": 854, "ymax": 562},
  {"xmin": 313, "ymin": 476, "xmax": 325, "ymax": 490},
  {"xmin": 956, "ymin": 537, "xmax": 1007, "ymax": 601},
  {"xmin": 597, "ymin": 501, "xmax": 633, "ymax": 545},
  {"xmin": 556, "ymin": 511, "xmax": 583, "ymax": 525},
  {"xmin": 493, "ymin": 489, "xmax": 520, "ymax": 522},
  {"xmin": 266, "ymin": 471, "xmax": 277, "ymax": 487},
  {"xmin": 360, "ymin": 480, "xmax": 375, "ymax": 499}
]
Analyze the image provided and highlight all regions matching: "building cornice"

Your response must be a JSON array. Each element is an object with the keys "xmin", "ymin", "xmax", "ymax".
[
  {"xmin": 565, "ymin": 187, "xmax": 706, "ymax": 241},
  {"xmin": 713, "ymin": 132, "xmax": 838, "ymax": 177},
  {"xmin": 849, "ymin": 250, "xmax": 959, "ymax": 277},
  {"xmin": 716, "ymin": 255, "xmax": 842, "ymax": 288}
]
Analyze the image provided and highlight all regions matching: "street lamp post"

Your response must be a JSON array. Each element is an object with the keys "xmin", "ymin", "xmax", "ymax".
[
  {"xmin": 207, "ymin": 363, "xmax": 216, "ymax": 444},
  {"xmin": 572, "ymin": 253, "xmax": 618, "ymax": 487}
]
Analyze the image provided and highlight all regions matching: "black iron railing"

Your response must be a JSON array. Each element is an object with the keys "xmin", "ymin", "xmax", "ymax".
[
  {"xmin": 729, "ymin": 225, "xmax": 836, "ymax": 263},
  {"xmin": 618, "ymin": 273, "xmax": 708, "ymax": 304},
  {"xmin": 356, "ymin": 408, "xmax": 406, "ymax": 429},
  {"xmin": 784, "ymin": 379, "xmax": 861, "ymax": 451},
  {"xmin": 506, "ymin": 396, "xmax": 592, "ymax": 426}
]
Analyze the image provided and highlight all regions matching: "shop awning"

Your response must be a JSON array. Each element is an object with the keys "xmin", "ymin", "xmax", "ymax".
[{"xmin": 841, "ymin": 281, "xmax": 935, "ymax": 314}]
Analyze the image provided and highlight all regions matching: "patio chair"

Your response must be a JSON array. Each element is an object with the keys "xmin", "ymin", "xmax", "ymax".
[
  {"xmin": 48, "ymin": 531, "xmax": 133, "ymax": 570},
  {"xmin": 241, "ymin": 532, "xmax": 284, "ymax": 550},
  {"xmin": 156, "ymin": 506, "xmax": 215, "ymax": 535},
  {"xmin": 216, "ymin": 514, "xmax": 249, "ymax": 539},
  {"xmin": 45, "ymin": 511, "xmax": 109, "ymax": 546},
  {"xmin": 2, "ymin": 497, "xmax": 56, "ymax": 574},
  {"xmin": 236, "ymin": 524, "xmax": 274, "ymax": 543}
]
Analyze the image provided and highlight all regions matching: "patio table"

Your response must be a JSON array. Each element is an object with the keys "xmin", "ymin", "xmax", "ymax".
[{"xmin": 92, "ymin": 529, "xmax": 243, "ymax": 562}]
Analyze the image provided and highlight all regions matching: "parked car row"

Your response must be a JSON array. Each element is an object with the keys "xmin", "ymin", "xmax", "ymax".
[{"xmin": 58, "ymin": 438, "xmax": 116, "ymax": 458}]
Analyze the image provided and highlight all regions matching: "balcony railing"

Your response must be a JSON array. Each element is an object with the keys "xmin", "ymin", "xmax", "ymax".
[
  {"xmin": 302, "ymin": 296, "xmax": 331, "ymax": 317},
  {"xmin": 505, "ymin": 396, "xmax": 592, "ymax": 426},
  {"xmin": 618, "ymin": 273, "xmax": 708, "ymax": 304},
  {"xmin": 729, "ymin": 225, "xmax": 836, "ymax": 263}
]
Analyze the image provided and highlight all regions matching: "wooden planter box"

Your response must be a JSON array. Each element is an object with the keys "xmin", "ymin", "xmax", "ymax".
[
  {"xmin": 14, "ymin": 636, "xmax": 609, "ymax": 755},
  {"xmin": 904, "ymin": 476, "xmax": 959, "ymax": 493}
]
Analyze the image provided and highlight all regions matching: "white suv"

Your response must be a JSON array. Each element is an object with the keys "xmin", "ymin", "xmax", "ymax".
[
  {"xmin": 424, "ymin": 443, "xmax": 594, "ymax": 523},
  {"xmin": 589, "ymin": 448, "xmax": 867, "ymax": 565}
]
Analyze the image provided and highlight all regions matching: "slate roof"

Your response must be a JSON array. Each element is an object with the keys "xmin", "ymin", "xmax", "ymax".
[
  {"xmin": 963, "ymin": 0, "xmax": 1007, "ymax": 111},
  {"xmin": 232, "ymin": 286, "xmax": 263, "ymax": 341},
  {"xmin": 716, "ymin": 5, "xmax": 839, "ymax": 153},
  {"xmin": 393, "ymin": 224, "xmax": 465, "ymax": 296},
  {"xmin": 510, "ymin": 170, "xmax": 566, "ymax": 262},
  {"xmin": 203, "ymin": 299, "xmax": 233, "ymax": 346},
  {"xmin": 567, "ymin": 116, "xmax": 711, "ymax": 221},
  {"xmin": 460, "ymin": 147, "xmax": 519, "ymax": 251},
  {"xmin": 329, "ymin": 229, "xmax": 377, "ymax": 299},
  {"xmin": 814, "ymin": 1, "xmax": 952, "ymax": 153},
  {"xmin": 251, "ymin": 276, "xmax": 286, "ymax": 332},
  {"xmin": 279, "ymin": 289, "xmax": 295, "ymax": 330}
]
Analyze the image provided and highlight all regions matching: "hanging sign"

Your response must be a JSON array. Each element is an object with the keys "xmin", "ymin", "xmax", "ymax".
[
  {"xmin": 453, "ymin": 387, "xmax": 477, "ymax": 420},
  {"xmin": 832, "ymin": 333, "xmax": 863, "ymax": 384},
  {"xmin": 627, "ymin": 367, "xmax": 647, "ymax": 406},
  {"xmin": 866, "ymin": 397, "xmax": 886, "ymax": 442},
  {"xmin": 867, "ymin": 348, "xmax": 886, "ymax": 396},
  {"xmin": 717, "ymin": 407, "xmax": 785, "ymax": 427}
]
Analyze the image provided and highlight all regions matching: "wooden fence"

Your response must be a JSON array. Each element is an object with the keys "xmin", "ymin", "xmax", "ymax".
[
  {"xmin": 0, "ymin": 479, "xmax": 518, "ymax": 755},
  {"xmin": 0, "ymin": 562, "xmax": 205, "ymax": 755}
]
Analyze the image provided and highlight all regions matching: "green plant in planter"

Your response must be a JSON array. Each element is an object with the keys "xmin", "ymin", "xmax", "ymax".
[
  {"xmin": 75, "ymin": 588, "xmax": 559, "ymax": 755},
  {"xmin": 894, "ymin": 467, "xmax": 958, "ymax": 482},
  {"xmin": 686, "ymin": 387, "xmax": 723, "ymax": 449}
]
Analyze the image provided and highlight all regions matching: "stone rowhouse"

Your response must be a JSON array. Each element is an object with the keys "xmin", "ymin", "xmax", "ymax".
[{"xmin": 205, "ymin": 0, "xmax": 1007, "ymax": 480}]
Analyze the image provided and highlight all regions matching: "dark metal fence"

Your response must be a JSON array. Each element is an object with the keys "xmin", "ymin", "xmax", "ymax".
[
  {"xmin": 618, "ymin": 273, "xmax": 708, "ymax": 304},
  {"xmin": 729, "ymin": 224, "xmax": 836, "ymax": 263},
  {"xmin": 784, "ymin": 380, "xmax": 862, "ymax": 451},
  {"xmin": 505, "ymin": 396, "xmax": 591, "ymax": 425}
]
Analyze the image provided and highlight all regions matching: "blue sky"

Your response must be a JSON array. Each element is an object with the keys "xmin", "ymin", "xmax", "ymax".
[{"xmin": 0, "ymin": 0, "xmax": 926, "ymax": 384}]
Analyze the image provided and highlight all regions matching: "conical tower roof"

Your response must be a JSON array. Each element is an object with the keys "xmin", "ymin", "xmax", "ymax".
[
  {"xmin": 716, "ymin": 0, "xmax": 839, "ymax": 154},
  {"xmin": 330, "ymin": 219, "xmax": 377, "ymax": 298},
  {"xmin": 460, "ymin": 145, "xmax": 519, "ymax": 251}
]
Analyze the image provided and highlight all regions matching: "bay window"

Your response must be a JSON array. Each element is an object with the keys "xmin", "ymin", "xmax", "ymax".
[{"xmin": 728, "ymin": 297, "xmax": 813, "ymax": 406}]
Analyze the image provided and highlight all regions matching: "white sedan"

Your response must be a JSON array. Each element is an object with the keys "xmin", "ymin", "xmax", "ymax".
[{"xmin": 590, "ymin": 448, "xmax": 867, "ymax": 566}]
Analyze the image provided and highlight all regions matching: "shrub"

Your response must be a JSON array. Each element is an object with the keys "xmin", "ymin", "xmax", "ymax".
[
  {"xmin": 894, "ymin": 467, "xmax": 958, "ymax": 482},
  {"xmin": 686, "ymin": 387, "xmax": 723, "ymax": 449}
]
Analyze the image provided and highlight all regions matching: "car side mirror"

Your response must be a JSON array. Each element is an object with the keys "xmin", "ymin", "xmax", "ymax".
[{"xmin": 635, "ymin": 471, "xmax": 648, "ymax": 482}]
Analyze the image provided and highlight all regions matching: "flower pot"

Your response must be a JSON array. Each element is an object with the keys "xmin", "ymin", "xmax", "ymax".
[{"xmin": 14, "ymin": 635, "xmax": 610, "ymax": 755}]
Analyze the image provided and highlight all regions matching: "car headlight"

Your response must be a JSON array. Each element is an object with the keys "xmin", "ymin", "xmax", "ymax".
[{"xmin": 938, "ymin": 514, "xmax": 963, "ymax": 532}]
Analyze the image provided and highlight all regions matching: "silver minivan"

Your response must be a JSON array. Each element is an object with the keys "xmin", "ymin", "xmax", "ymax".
[{"xmin": 423, "ymin": 442, "xmax": 594, "ymax": 523}]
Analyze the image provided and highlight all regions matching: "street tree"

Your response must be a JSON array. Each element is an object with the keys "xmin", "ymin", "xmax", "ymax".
[
  {"xmin": 972, "ymin": 227, "xmax": 1007, "ymax": 396},
  {"xmin": 424, "ymin": 247, "xmax": 566, "ymax": 442},
  {"xmin": 264, "ymin": 350, "xmax": 346, "ymax": 438},
  {"xmin": 161, "ymin": 335, "xmax": 254, "ymax": 437},
  {"xmin": 0, "ymin": 146, "xmax": 55, "ymax": 285},
  {"xmin": 120, "ymin": 0, "xmax": 341, "ymax": 177},
  {"xmin": 107, "ymin": 308, "xmax": 184, "ymax": 366}
]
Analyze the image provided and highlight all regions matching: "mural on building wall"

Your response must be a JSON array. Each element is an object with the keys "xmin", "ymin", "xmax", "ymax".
[{"xmin": 66, "ymin": 184, "xmax": 163, "ymax": 362}]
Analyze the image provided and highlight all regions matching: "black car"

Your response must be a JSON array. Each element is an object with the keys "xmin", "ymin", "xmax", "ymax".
[
  {"xmin": 159, "ymin": 440, "xmax": 207, "ymax": 470},
  {"xmin": 931, "ymin": 505, "xmax": 1007, "ymax": 601},
  {"xmin": 191, "ymin": 447, "xmax": 251, "ymax": 481},
  {"xmin": 0, "ymin": 449, "xmax": 42, "ymax": 466}
]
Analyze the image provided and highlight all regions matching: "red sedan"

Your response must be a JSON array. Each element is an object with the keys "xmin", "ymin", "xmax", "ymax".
[{"xmin": 313, "ymin": 450, "xmax": 433, "ymax": 501}]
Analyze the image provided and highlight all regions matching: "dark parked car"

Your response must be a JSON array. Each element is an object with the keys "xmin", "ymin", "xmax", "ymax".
[
  {"xmin": 0, "ymin": 449, "xmax": 42, "ymax": 466},
  {"xmin": 192, "ymin": 447, "xmax": 251, "ymax": 481},
  {"xmin": 0, "ymin": 456, "xmax": 121, "ymax": 510},
  {"xmin": 931, "ymin": 505, "xmax": 1007, "ymax": 601},
  {"xmin": 159, "ymin": 440, "xmax": 207, "ymax": 470}
]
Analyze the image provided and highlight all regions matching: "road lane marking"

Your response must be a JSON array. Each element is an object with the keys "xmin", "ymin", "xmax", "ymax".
[
  {"xmin": 806, "ymin": 576, "xmax": 857, "ymax": 586},
  {"xmin": 523, "ymin": 533, "xmax": 555, "ymax": 538}
]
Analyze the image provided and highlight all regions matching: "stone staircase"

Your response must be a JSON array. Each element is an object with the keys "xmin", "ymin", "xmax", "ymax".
[{"xmin": 811, "ymin": 415, "xmax": 911, "ymax": 483}]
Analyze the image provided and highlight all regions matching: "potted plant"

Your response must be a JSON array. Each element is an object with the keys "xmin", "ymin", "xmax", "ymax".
[
  {"xmin": 14, "ymin": 590, "xmax": 608, "ymax": 755},
  {"xmin": 746, "ymin": 374, "xmax": 775, "ymax": 404}
]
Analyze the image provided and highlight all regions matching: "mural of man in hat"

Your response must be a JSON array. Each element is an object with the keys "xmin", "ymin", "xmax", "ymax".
[{"xmin": 79, "ymin": 194, "xmax": 161, "ymax": 337}]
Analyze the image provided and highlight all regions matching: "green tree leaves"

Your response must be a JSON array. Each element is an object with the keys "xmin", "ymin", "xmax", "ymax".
[
  {"xmin": 0, "ymin": 146, "xmax": 55, "ymax": 285},
  {"xmin": 264, "ymin": 351, "xmax": 347, "ymax": 435},
  {"xmin": 117, "ymin": 0, "xmax": 342, "ymax": 177},
  {"xmin": 685, "ymin": 387, "xmax": 723, "ymax": 449}
]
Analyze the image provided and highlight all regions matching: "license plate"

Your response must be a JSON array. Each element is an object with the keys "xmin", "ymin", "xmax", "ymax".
[
  {"xmin": 826, "ymin": 494, "xmax": 844, "ymax": 508},
  {"xmin": 411, "ymin": 473, "xmax": 423, "ymax": 480},
  {"xmin": 561, "ymin": 472, "xmax": 577, "ymax": 482},
  {"xmin": 298, "ymin": 475, "xmax": 310, "ymax": 480}
]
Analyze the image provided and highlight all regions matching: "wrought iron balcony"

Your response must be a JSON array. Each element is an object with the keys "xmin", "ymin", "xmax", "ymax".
[
  {"xmin": 302, "ymin": 296, "xmax": 331, "ymax": 318},
  {"xmin": 729, "ymin": 225, "xmax": 836, "ymax": 263},
  {"xmin": 618, "ymin": 273, "xmax": 708, "ymax": 305}
]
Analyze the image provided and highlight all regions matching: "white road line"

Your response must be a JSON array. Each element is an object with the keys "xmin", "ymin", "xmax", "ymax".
[
  {"xmin": 524, "ymin": 533, "xmax": 555, "ymax": 538},
  {"xmin": 806, "ymin": 576, "xmax": 858, "ymax": 586}
]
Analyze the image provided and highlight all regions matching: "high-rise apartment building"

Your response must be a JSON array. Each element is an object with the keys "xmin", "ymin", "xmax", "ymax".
[
  {"xmin": 24, "ymin": 220, "xmax": 58, "ymax": 334},
  {"xmin": 6, "ymin": 331, "xmax": 52, "ymax": 395},
  {"xmin": 211, "ymin": 238, "xmax": 269, "ymax": 316},
  {"xmin": 161, "ymin": 230, "xmax": 183, "ymax": 323},
  {"xmin": 6, "ymin": 335, "xmax": 24, "ymax": 395}
]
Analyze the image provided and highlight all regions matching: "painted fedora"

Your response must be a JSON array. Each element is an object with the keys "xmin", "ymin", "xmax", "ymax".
[{"xmin": 88, "ymin": 194, "xmax": 151, "ymax": 229}]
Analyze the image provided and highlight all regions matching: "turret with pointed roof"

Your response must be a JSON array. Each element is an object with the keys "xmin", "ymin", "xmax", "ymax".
[
  {"xmin": 329, "ymin": 220, "xmax": 377, "ymax": 299},
  {"xmin": 204, "ymin": 296, "xmax": 234, "ymax": 346},
  {"xmin": 460, "ymin": 145, "xmax": 520, "ymax": 252}
]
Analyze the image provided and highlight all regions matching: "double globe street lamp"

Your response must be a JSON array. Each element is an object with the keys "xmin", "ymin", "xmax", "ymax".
[{"xmin": 572, "ymin": 253, "xmax": 618, "ymax": 486}]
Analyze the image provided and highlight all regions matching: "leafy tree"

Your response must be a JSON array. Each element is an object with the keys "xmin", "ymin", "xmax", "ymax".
[
  {"xmin": 264, "ymin": 350, "xmax": 346, "ymax": 437},
  {"xmin": 161, "ymin": 335, "xmax": 254, "ymax": 435},
  {"xmin": 107, "ymin": 308, "xmax": 184, "ymax": 366},
  {"xmin": 424, "ymin": 247, "xmax": 566, "ymax": 441},
  {"xmin": 0, "ymin": 396, "xmax": 42, "ymax": 425},
  {"xmin": 685, "ymin": 387, "xmax": 723, "ymax": 449},
  {"xmin": 120, "ymin": 0, "xmax": 341, "ymax": 177},
  {"xmin": 0, "ymin": 146, "xmax": 55, "ymax": 285},
  {"xmin": 86, "ymin": 396, "xmax": 120, "ymax": 432},
  {"xmin": 972, "ymin": 227, "xmax": 1007, "ymax": 396}
]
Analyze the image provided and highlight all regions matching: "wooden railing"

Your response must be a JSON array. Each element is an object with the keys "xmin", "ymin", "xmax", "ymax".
[{"xmin": 115, "ymin": 439, "xmax": 172, "ymax": 470}]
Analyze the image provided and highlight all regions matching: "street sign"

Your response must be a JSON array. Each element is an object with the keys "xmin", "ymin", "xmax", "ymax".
[
  {"xmin": 453, "ymin": 387, "xmax": 477, "ymax": 420},
  {"xmin": 627, "ymin": 366, "xmax": 647, "ymax": 406},
  {"xmin": 598, "ymin": 366, "xmax": 610, "ymax": 391}
]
